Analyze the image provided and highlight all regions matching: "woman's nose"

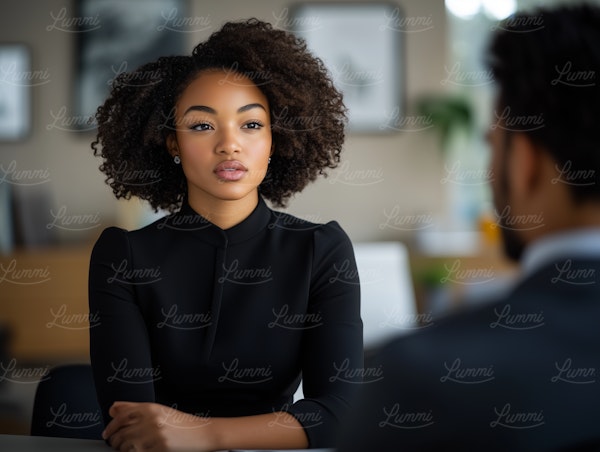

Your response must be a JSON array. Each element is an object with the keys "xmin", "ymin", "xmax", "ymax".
[{"xmin": 216, "ymin": 128, "xmax": 241, "ymax": 155}]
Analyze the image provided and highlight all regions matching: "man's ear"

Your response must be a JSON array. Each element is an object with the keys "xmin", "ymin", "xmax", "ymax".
[
  {"xmin": 507, "ymin": 133, "xmax": 542, "ymax": 199},
  {"xmin": 166, "ymin": 134, "xmax": 179, "ymax": 157}
]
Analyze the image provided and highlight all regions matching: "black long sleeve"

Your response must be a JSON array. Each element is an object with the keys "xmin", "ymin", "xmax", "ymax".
[{"xmin": 89, "ymin": 197, "xmax": 363, "ymax": 447}]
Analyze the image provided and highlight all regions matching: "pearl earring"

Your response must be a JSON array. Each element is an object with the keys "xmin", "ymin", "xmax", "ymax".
[
  {"xmin": 268, "ymin": 157, "xmax": 271, "ymax": 164},
  {"xmin": 173, "ymin": 155, "xmax": 181, "ymax": 164}
]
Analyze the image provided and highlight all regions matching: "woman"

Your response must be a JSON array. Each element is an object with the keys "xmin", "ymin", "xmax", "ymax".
[{"xmin": 89, "ymin": 19, "xmax": 363, "ymax": 451}]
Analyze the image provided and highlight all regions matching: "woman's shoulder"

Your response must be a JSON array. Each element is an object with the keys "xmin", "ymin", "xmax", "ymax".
[
  {"xmin": 94, "ymin": 219, "xmax": 156, "ymax": 242},
  {"xmin": 267, "ymin": 209, "xmax": 352, "ymax": 253},
  {"xmin": 267, "ymin": 209, "xmax": 347, "ymax": 236},
  {"xmin": 90, "ymin": 226, "xmax": 130, "ymax": 265},
  {"xmin": 93, "ymin": 225, "xmax": 128, "ymax": 247},
  {"xmin": 92, "ymin": 213, "xmax": 173, "ymax": 251}
]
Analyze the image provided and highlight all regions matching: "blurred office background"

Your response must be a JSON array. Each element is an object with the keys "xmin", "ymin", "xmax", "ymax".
[{"xmin": 0, "ymin": 0, "xmax": 589, "ymax": 435}]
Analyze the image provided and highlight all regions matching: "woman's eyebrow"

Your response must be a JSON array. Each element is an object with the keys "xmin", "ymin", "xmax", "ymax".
[
  {"xmin": 183, "ymin": 103, "xmax": 267, "ymax": 116},
  {"xmin": 183, "ymin": 105, "xmax": 216, "ymax": 116},
  {"xmin": 237, "ymin": 103, "xmax": 267, "ymax": 113}
]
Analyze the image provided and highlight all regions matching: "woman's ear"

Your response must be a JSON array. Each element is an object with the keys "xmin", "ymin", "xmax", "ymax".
[{"xmin": 166, "ymin": 134, "xmax": 179, "ymax": 158}]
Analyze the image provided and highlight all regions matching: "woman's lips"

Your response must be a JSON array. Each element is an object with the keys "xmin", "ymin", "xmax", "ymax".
[{"xmin": 214, "ymin": 160, "xmax": 248, "ymax": 181}]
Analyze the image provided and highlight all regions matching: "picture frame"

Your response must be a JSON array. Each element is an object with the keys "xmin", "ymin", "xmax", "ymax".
[
  {"xmin": 0, "ymin": 44, "xmax": 31, "ymax": 141},
  {"xmin": 290, "ymin": 2, "xmax": 404, "ymax": 132},
  {"xmin": 74, "ymin": 0, "xmax": 188, "ymax": 130}
]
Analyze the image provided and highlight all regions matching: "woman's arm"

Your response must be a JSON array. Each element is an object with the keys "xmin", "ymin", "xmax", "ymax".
[
  {"xmin": 103, "ymin": 402, "xmax": 308, "ymax": 451},
  {"xmin": 286, "ymin": 221, "xmax": 364, "ymax": 446},
  {"xmin": 89, "ymin": 227, "xmax": 157, "ymax": 426}
]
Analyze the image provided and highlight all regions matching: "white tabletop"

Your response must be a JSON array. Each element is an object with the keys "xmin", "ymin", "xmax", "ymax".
[
  {"xmin": 0, "ymin": 434, "xmax": 336, "ymax": 451},
  {"xmin": 0, "ymin": 434, "xmax": 107, "ymax": 451}
]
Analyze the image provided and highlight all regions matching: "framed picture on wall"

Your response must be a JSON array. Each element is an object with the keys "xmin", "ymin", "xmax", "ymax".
[
  {"xmin": 290, "ymin": 2, "xmax": 404, "ymax": 132},
  {"xmin": 0, "ymin": 44, "xmax": 31, "ymax": 141},
  {"xmin": 74, "ymin": 0, "xmax": 188, "ymax": 130}
]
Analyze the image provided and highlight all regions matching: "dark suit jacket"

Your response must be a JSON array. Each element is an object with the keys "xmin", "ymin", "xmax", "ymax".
[{"xmin": 338, "ymin": 258, "xmax": 600, "ymax": 451}]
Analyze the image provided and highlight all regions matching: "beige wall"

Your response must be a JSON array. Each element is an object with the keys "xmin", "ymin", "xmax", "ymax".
[{"xmin": 0, "ymin": 0, "xmax": 448, "ymax": 243}]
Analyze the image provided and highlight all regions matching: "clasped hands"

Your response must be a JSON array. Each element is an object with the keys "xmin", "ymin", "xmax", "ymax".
[{"xmin": 102, "ymin": 401, "xmax": 215, "ymax": 452}]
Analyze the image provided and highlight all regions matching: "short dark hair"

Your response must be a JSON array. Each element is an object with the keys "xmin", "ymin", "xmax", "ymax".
[
  {"xmin": 488, "ymin": 3, "xmax": 600, "ymax": 202},
  {"xmin": 92, "ymin": 19, "xmax": 347, "ymax": 212}
]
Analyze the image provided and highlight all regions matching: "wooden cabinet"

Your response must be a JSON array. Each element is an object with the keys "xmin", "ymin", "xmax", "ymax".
[{"xmin": 0, "ymin": 245, "xmax": 94, "ymax": 363}]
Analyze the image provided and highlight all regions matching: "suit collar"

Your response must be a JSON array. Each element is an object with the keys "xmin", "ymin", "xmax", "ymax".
[{"xmin": 521, "ymin": 228, "xmax": 600, "ymax": 279}]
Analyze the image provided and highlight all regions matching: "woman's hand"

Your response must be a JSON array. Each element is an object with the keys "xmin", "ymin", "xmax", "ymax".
[{"xmin": 103, "ymin": 401, "xmax": 215, "ymax": 451}]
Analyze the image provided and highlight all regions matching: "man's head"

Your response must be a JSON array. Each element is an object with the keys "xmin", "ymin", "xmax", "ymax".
[{"xmin": 486, "ymin": 3, "xmax": 600, "ymax": 261}]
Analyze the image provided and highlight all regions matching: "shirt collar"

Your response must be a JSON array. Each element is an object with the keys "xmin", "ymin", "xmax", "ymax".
[
  {"xmin": 521, "ymin": 227, "xmax": 600, "ymax": 277},
  {"xmin": 163, "ymin": 197, "xmax": 272, "ymax": 245}
]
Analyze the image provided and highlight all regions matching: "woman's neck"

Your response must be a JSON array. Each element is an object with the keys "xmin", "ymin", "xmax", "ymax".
[{"xmin": 187, "ymin": 191, "xmax": 260, "ymax": 230}]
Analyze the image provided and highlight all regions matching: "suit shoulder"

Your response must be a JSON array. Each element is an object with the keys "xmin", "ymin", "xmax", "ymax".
[{"xmin": 376, "ymin": 298, "xmax": 511, "ymax": 367}]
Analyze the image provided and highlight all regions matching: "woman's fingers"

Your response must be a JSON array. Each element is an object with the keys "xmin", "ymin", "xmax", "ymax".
[{"xmin": 104, "ymin": 402, "xmax": 143, "ymax": 440}]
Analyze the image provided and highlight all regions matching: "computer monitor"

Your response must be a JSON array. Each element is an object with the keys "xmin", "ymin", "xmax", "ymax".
[{"xmin": 353, "ymin": 241, "xmax": 418, "ymax": 349}]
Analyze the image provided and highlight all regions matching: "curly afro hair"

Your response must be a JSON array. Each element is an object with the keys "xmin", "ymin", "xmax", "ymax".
[{"xmin": 92, "ymin": 18, "xmax": 347, "ymax": 212}]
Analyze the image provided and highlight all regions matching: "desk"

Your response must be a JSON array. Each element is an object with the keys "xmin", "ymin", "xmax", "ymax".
[
  {"xmin": 0, "ymin": 434, "xmax": 336, "ymax": 451},
  {"xmin": 0, "ymin": 434, "xmax": 107, "ymax": 451}
]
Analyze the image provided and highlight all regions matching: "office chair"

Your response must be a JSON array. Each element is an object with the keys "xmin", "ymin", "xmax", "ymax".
[{"xmin": 30, "ymin": 363, "xmax": 103, "ymax": 439}]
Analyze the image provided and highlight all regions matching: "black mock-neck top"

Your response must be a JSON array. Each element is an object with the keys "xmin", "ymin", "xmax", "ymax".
[{"xmin": 88, "ymin": 197, "xmax": 363, "ymax": 447}]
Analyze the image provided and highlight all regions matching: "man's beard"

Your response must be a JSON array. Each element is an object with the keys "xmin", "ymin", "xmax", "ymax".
[
  {"xmin": 494, "ymin": 144, "xmax": 526, "ymax": 262},
  {"xmin": 498, "ymin": 220, "xmax": 526, "ymax": 262}
]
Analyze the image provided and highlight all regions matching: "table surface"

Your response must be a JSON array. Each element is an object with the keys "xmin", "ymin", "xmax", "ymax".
[
  {"xmin": 0, "ymin": 434, "xmax": 107, "ymax": 451},
  {"xmin": 0, "ymin": 434, "xmax": 336, "ymax": 451}
]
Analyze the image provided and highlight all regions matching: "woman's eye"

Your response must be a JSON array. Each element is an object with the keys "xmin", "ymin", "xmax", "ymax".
[
  {"xmin": 190, "ymin": 122, "xmax": 213, "ymax": 131},
  {"xmin": 243, "ymin": 121, "xmax": 264, "ymax": 130}
]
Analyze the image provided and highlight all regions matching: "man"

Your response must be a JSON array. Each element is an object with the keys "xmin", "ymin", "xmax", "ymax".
[{"xmin": 338, "ymin": 4, "xmax": 600, "ymax": 451}]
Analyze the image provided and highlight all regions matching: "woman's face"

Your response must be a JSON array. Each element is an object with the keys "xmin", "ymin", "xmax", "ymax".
[{"xmin": 169, "ymin": 70, "xmax": 272, "ymax": 208}]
